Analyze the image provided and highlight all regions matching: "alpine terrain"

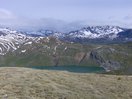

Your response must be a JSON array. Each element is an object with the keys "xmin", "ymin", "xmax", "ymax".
[{"xmin": 0, "ymin": 26, "xmax": 132, "ymax": 74}]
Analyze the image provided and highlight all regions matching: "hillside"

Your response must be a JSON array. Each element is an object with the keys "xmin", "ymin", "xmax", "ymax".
[
  {"xmin": 0, "ymin": 37, "xmax": 132, "ymax": 74},
  {"xmin": 0, "ymin": 27, "xmax": 132, "ymax": 74},
  {"xmin": 0, "ymin": 67, "xmax": 132, "ymax": 99}
]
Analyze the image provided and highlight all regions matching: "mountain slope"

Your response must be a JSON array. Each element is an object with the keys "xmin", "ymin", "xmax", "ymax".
[
  {"xmin": 0, "ymin": 36, "xmax": 132, "ymax": 74},
  {"xmin": 22, "ymin": 25, "xmax": 132, "ymax": 43},
  {"xmin": 66, "ymin": 26, "xmax": 124, "ymax": 39},
  {"xmin": 15, "ymin": 25, "xmax": 132, "ymax": 43},
  {"xmin": 0, "ymin": 26, "xmax": 132, "ymax": 74},
  {"xmin": 0, "ymin": 28, "xmax": 45, "ymax": 55}
]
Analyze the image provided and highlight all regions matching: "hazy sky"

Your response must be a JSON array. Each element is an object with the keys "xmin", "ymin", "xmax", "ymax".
[{"xmin": 0, "ymin": 0, "xmax": 132, "ymax": 28}]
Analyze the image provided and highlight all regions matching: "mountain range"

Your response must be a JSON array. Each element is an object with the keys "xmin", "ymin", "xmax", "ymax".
[
  {"xmin": 0, "ymin": 25, "xmax": 132, "ymax": 74},
  {"xmin": 19, "ymin": 25, "xmax": 132, "ymax": 43}
]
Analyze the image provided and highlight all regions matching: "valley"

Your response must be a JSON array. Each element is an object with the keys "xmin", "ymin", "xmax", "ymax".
[{"xmin": 0, "ymin": 27, "xmax": 132, "ymax": 74}]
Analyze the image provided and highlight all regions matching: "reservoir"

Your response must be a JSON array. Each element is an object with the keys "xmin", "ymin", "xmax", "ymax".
[{"xmin": 29, "ymin": 66, "xmax": 105, "ymax": 73}]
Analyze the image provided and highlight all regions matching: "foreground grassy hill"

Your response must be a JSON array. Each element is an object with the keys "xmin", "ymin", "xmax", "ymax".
[{"xmin": 0, "ymin": 67, "xmax": 132, "ymax": 99}]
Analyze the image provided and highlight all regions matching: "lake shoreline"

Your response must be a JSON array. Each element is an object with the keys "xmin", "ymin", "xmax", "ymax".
[{"xmin": 0, "ymin": 66, "xmax": 106, "ymax": 73}]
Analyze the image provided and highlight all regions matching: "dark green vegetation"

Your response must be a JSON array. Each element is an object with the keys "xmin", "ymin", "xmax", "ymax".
[{"xmin": 0, "ymin": 37, "xmax": 132, "ymax": 74}]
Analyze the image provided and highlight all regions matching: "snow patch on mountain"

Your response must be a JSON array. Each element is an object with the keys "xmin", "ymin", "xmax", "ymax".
[
  {"xmin": 21, "ymin": 49, "xmax": 26, "ymax": 53},
  {"xmin": 0, "ymin": 27, "xmax": 44, "ymax": 55}
]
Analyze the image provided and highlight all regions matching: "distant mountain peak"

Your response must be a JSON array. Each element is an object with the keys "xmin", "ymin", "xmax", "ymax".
[{"xmin": 0, "ymin": 25, "xmax": 131, "ymax": 55}]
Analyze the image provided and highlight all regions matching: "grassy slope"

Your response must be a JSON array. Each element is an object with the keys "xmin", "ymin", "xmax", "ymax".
[{"xmin": 0, "ymin": 67, "xmax": 132, "ymax": 99}]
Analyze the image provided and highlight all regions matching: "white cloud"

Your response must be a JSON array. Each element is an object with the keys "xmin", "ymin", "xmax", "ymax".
[
  {"xmin": 123, "ymin": 15, "xmax": 132, "ymax": 21},
  {"xmin": 0, "ymin": 8, "xmax": 132, "ymax": 30},
  {"xmin": 0, "ymin": 8, "xmax": 16, "ymax": 19}
]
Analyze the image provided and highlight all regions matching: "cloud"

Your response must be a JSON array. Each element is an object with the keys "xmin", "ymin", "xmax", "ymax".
[
  {"xmin": 10, "ymin": 18, "xmax": 86, "ymax": 32},
  {"xmin": 124, "ymin": 15, "xmax": 132, "ymax": 20},
  {"xmin": 0, "ymin": 8, "xmax": 132, "ymax": 31},
  {"xmin": 0, "ymin": 8, "xmax": 16, "ymax": 19}
]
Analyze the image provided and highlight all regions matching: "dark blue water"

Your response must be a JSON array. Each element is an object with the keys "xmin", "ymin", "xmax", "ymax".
[{"xmin": 29, "ymin": 66, "xmax": 105, "ymax": 73}]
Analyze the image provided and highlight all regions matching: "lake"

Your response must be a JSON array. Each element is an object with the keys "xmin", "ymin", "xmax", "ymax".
[{"xmin": 29, "ymin": 66, "xmax": 105, "ymax": 73}]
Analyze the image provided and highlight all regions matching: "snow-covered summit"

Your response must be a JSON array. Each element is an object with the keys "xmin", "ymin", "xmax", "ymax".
[
  {"xmin": 67, "ymin": 26, "xmax": 124, "ymax": 39},
  {"xmin": 0, "ymin": 25, "xmax": 131, "ymax": 55}
]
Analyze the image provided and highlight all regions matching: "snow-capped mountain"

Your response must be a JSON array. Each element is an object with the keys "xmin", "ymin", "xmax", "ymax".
[
  {"xmin": 21, "ymin": 29, "xmax": 66, "ymax": 38},
  {"xmin": 0, "ymin": 26, "xmax": 132, "ymax": 71},
  {"xmin": 65, "ymin": 26, "xmax": 124, "ymax": 39},
  {"xmin": 24, "ymin": 29, "xmax": 55, "ymax": 37},
  {"xmin": 0, "ymin": 25, "xmax": 131, "ymax": 55},
  {"xmin": 21, "ymin": 25, "xmax": 129, "ymax": 40},
  {"xmin": 0, "ymin": 28, "xmax": 45, "ymax": 55}
]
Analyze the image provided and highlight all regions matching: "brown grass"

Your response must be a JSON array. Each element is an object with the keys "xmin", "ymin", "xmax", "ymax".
[{"xmin": 0, "ymin": 67, "xmax": 132, "ymax": 99}]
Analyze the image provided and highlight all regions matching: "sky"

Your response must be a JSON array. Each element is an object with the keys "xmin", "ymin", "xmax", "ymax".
[{"xmin": 0, "ymin": 0, "xmax": 132, "ymax": 30}]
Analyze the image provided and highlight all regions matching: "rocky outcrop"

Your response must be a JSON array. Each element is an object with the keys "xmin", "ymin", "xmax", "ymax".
[
  {"xmin": 90, "ymin": 49, "xmax": 121, "ymax": 71},
  {"xmin": 74, "ymin": 52, "xmax": 86, "ymax": 64},
  {"xmin": 101, "ymin": 60, "xmax": 121, "ymax": 71}
]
